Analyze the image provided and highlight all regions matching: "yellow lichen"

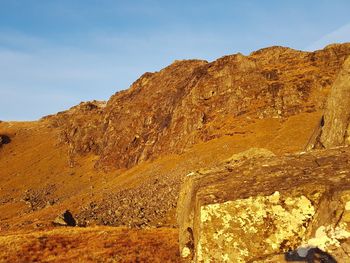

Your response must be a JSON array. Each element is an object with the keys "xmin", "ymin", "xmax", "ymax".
[
  {"xmin": 181, "ymin": 247, "xmax": 191, "ymax": 258},
  {"xmin": 197, "ymin": 192, "xmax": 315, "ymax": 262},
  {"xmin": 345, "ymin": 201, "xmax": 350, "ymax": 211}
]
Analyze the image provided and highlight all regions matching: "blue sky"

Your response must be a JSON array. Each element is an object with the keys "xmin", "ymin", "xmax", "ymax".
[{"xmin": 1, "ymin": 0, "xmax": 350, "ymax": 120}]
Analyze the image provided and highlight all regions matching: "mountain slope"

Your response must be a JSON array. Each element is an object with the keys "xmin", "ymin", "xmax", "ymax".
[
  {"xmin": 50, "ymin": 43, "xmax": 350, "ymax": 170},
  {"xmin": 1, "ymin": 44, "xmax": 350, "ymax": 261}
]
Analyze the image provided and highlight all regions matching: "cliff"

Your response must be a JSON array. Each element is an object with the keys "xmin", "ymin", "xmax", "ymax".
[{"xmin": 49, "ymin": 43, "xmax": 350, "ymax": 169}]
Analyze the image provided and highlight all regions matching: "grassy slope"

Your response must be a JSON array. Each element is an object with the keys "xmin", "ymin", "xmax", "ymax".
[
  {"xmin": 0, "ymin": 227, "xmax": 179, "ymax": 262},
  {"xmin": 0, "ymin": 110, "xmax": 321, "ymax": 261}
]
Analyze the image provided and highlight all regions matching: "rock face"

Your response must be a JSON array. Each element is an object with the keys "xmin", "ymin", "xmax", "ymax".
[
  {"xmin": 317, "ymin": 56, "xmax": 350, "ymax": 148},
  {"xmin": 47, "ymin": 44, "xmax": 350, "ymax": 170},
  {"xmin": 177, "ymin": 147, "xmax": 350, "ymax": 262}
]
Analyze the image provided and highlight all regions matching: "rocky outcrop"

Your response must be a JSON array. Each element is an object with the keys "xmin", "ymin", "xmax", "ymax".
[
  {"xmin": 47, "ymin": 44, "xmax": 350, "ymax": 170},
  {"xmin": 22, "ymin": 185, "xmax": 57, "ymax": 211},
  {"xmin": 312, "ymin": 56, "xmax": 350, "ymax": 149},
  {"xmin": 177, "ymin": 147, "xmax": 350, "ymax": 262}
]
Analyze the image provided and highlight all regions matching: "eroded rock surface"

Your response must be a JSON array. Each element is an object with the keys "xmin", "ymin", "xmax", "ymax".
[
  {"xmin": 177, "ymin": 147, "xmax": 350, "ymax": 262},
  {"xmin": 47, "ymin": 44, "xmax": 350, "ymax": 170},
  {"xmin": 317, "ymin": 56, "xmax": 350, "ymax": 148}
]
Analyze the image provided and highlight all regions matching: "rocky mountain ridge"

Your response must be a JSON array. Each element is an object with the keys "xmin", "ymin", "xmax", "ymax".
[
  {"xmin": 1, "ymin": 43, "xmax": 350, "ymax": 261},
  {"xmin": 47, "ymin": 43, "xmax": 350, "ymax": 170}
]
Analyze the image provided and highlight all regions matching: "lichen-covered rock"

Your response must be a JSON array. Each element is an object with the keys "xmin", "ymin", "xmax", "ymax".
[
  {"xmin": 177, "ymin": 147, "xmax": 350, "ymax": 262},
  {"xmin": 198, "ymin": 192, "xmax": 316, "ymax": 262}
]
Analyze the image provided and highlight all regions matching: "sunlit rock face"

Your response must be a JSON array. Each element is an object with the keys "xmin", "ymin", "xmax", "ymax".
[
  {"xmin": 319, "ymin": 56, "xmax": 350, "ymax": 148},
  {"xmin": 177, "ymin": 147, "xmax": 350, "ymax": 262},
  {"xmin": 47, "ymin": 44, "xmax": 350, "ymax": 170}
]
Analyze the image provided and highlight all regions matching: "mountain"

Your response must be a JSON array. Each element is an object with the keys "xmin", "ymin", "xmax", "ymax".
[
  {"xmin": 48, "ymin": 43, "xmax": 350, "ymax": 170},
  {"xmin": 1, "ymin": 43, "xmax": 350, "ymax": 261}
]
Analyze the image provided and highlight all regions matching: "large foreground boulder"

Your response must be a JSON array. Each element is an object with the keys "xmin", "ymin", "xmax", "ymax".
[{"xmin": 177, "ymin": 147, "xmax": 350, "ymax": 262}]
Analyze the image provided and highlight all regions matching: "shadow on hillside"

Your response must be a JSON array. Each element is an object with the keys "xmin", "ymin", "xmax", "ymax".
[{"xmin": 285, "ymin": 247, "xmax": 337, "ymax": 262}]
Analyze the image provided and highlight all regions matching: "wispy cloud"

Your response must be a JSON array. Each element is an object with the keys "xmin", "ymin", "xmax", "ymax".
[
  {"xmin": 0, "ymin": 30, "xmax": 47, "ymax": 51},
  {"xmin": 0, "ymin": 31, "xmax": 135, "ymax": 120},
  {"xmin": 305, "ymin": 23, "xmax": 350, "ymax": 51},
  {"xmin": 0, "ymin": 29, "xmax": 233, "ymax": 121}
]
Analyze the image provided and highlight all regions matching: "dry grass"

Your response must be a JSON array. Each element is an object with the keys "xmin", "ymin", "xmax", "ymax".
[
  {"xmin": 0, "ymin": 111, "xmax": 322, "ymax": 261},
  {"xmin": 0, "ymin": 227, "xmax": 180, "ymax": 262}
]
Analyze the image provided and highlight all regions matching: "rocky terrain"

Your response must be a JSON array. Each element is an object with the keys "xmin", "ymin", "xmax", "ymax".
[
  {"xmin": 177, "ymin": 55, "xmax": 350, "ymax": 262},
  {"xmin": 1, "ymin": 43, "xmax": 350, "ymax": 262}
]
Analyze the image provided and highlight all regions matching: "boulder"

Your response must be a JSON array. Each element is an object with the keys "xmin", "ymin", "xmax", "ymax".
[
  {"xmin": 308, "ymin": 56, "xmax": 350, "ymax": 149},
  {"xmin": 0, "ymin": 135, "xmax": 10, "ymax": 147},
  {"xmin": 52, "ymin": 210, "xmax": 77, "ymax": 227},
  {"xmin": 177, "ymin": 147, "xmax": 350, "ymax": 262}
]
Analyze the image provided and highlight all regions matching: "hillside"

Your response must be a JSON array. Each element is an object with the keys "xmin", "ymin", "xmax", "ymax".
[
  {"xmin": 49, "ymin": 43, "xmax": 350, "ymax": 170},
  {"xmin": 1, "ymin": 43, "xmax": 350, "ymax": 261}
]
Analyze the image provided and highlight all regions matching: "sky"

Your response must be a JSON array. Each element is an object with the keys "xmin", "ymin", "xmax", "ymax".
[{"xmin": 1, "ymin": 0, "xmax": 350, "ymax": 120}]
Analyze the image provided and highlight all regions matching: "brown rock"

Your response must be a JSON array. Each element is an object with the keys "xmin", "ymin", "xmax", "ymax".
[
  {"xmin": 319, "ymin": 56, "xmax": 350, "ymax": 148},
  {"xmin": 0, "ymin": 135, "xmax": 10, "ymax": 147},
  {"xmin": 46, "ymin": 44, "xmax": 350, "ymax": 170},
  {"xmin": 52, "ymin": 210, "xmax": 77, "ymax": 227}
]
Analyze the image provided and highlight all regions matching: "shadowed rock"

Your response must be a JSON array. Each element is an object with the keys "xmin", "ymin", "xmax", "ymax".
[
  {"xmin": 53, "ymin": 210, "xmax": 77, "ymax": 227},
  {"xmin": 0, "ymin": 135, "xmax": 11, "ymax": 146},
  {"xmin": 285, "ymin": 247, "xmax": 337, "ymax": 262}
]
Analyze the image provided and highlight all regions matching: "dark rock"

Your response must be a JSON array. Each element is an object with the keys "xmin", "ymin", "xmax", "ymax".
[
  {"xmin": 53, "ymin": 210, "xmax": 77, "ymax": 227},
  {"xmin": 0, "ymin": 135, "xmax": 10, "ymax": 147}
]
